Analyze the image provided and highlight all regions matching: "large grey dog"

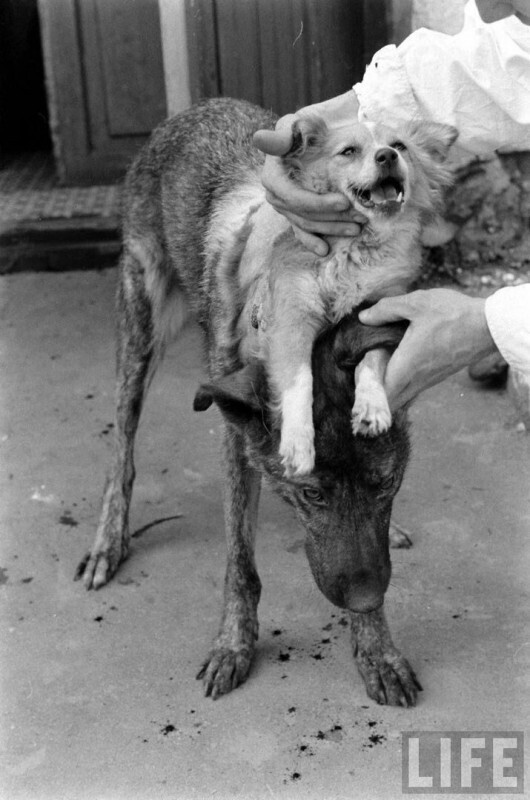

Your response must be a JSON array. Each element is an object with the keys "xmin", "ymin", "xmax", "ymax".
[{"xmin": 76, "ymin": 98, "xmax": 422, "ymax": 706}]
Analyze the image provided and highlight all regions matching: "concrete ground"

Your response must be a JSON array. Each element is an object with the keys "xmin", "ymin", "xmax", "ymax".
[{"xmin": 1, "ymin": 269, "xmax": 528, "ymax": 800}]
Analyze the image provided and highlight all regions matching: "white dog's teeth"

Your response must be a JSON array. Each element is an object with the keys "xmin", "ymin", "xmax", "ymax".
[{"xmin": 397, "ymin": 191, "xmax": 404, "ymax": 202}]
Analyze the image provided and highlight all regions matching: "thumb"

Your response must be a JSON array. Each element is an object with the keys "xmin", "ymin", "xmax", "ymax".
[
  {"xmin": 358, "ymin": 296, "xmax": 411, "ymax": 326},
  {"xmin": 253, "ymin": 128, "xmax": 293, "ymax": 157}
]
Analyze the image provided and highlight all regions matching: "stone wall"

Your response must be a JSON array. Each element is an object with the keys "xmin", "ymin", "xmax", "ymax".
[{"xmin": 445, "ymin": 154, "xmax": 530, "ymax": 278}]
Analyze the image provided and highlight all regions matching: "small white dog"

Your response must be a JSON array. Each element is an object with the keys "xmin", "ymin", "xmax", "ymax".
[
  {"xmin": 236, "ymin": 113, "xmax": 457, "ymax": 475},
  {"xmin": 208, "ymin": 112, "xmax": 457, "ymax": 476}
]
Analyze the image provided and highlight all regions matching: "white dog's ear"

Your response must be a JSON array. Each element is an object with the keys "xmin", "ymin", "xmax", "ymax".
[
  {"xmin": 284, "ymin": 113, "xmax": 328, "ymax": 160},
  {"xmin": 405, "ymin": 121, "xmax": 458, "ymax": 162}
]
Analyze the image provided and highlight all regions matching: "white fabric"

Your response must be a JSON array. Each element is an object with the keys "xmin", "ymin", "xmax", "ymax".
[
  {"xmin": 355, "ymin": 0, "xmax": 530, "ymax": 374},
  {"xmin": 485, "ymin": 285, "xmax": 530, "ymax": 371},
  {"xmin": 354, "ymin": 0, "xmax": 530, "ymax": 156}
]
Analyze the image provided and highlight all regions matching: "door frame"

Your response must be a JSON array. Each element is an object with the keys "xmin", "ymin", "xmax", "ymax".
[
  {"xmin": 158, "ymin": 0, "xmax": 192, "ymax": 116},
  {"xmin": 38, "ymin": 0, "xmax": 167, "ymax": 185},
  {"xmin": 184, "ymin": 0, "xmax": 392, "ymax": 112}
]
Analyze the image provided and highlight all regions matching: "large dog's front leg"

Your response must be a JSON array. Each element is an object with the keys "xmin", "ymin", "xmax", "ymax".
[
  {"xmin": 197, "ymin": 427, "xmax": 262, "ymax": 699},
  {"xmin": 350, "ymin": 607, "xmax": 422, "ymax": 707}
]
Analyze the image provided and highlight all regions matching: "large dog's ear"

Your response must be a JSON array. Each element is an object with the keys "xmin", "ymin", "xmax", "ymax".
[
  {"xmin": 331, "ymin": 313, "xmax": 408, "ymax": 372},
  {"xmin": 283, "ymin": 113, "xmax": 328, "ymax": 161},
  {"xmin": 193, "ymin": 362, "xmax": 264, "ymax": 427},
  {"xmin": 405, "ymin": 120, "xmax": 458, "ymax": 163}
]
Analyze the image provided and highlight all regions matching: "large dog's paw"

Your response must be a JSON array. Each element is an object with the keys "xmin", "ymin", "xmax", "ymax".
[
  {"xmin": 350, "ymin": 609, "xmax": 422, "ymax": 707},
  {"xmin": 389, "ymin": 520, "xmax": 413, "ymax": 549},
  {"xmin": 196, "ymin": 647, "xmax": 254, "ymax": 700},
  {"xmin": 354, "ymin": 643, "xmax": 422, "ymax": 707},
  {"xmin": 74, "ymin": 528, "xmax": 130, "ymax": 590},
  {"xmin": 351, "ymin": 392, "xmax": 392, "ymax": 437},
  {"xmin": 279, "ymin": 425, "xmax": 315, "ymax": 476}
]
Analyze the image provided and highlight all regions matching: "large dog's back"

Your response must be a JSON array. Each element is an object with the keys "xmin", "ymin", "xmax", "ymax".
[{"xmin": 122, "ymin": 98, "xmax": 276, "ymax": 328}]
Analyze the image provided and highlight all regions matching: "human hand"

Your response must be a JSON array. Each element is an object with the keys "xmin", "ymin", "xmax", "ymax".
[
  {"xmin": 253, "ymin": 94, "xmax": 367, "ymax": 256},
  {"xmin": 358, "ymin": 289, "xmax": 498, "ymax": 410},
  {"xmin": 476, "ymin": 0, "xmax": 530, "ymax": 25}
]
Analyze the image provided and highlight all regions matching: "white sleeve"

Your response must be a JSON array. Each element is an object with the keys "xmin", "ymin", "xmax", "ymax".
[
  {"xmin": 485, "ymin": 285, "xmax": 530, "ymax": 373},
  {"xmin": 354, "ymin": 0, "xmax": 530, "ymax": 156}
]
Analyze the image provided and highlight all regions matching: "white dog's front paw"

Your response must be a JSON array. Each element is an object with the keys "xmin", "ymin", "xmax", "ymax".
[
  {"xmin": 351, "ymin": 392, "xmax": 392, "ymax": 437},
  {"xmin": 279, "ymin": 425, "xmax": 315, "ymax": 476}
]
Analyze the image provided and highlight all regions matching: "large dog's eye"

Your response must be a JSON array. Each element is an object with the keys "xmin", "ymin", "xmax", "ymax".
[
  {"xmin": 340, "ymin": 146, "xmax": 357, "ymax": 156},
  {"xmin": 390, "ymin": 141, "xmax": 406, "ymax": 152},
  {"xmin": 302, "ymin": 486, "xmax": 327, "ymax": 505}
]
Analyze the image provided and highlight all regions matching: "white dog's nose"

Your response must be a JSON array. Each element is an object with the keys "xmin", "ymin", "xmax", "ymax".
[{"xmin": 375, "ymin": 147, "xmax": 398, "ymax": 166}]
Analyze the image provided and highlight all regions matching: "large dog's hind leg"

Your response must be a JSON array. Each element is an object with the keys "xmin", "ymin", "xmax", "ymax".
[
  {"xmin": 350, "ymin": 606, "xmax": 422, "ymax": 707},
  {"xmin": 75, "ymin": 248, "xmax": 159, "ymax": 590},
  {"xmin": 197, "ymin": 426, "xmax": 262, "ymax": 699}
]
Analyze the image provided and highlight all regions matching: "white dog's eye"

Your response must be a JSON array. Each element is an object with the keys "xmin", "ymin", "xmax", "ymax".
[
  {"xmin": 390, "ymin": 141, "xmax": 407, "ymax": 151},
  {"xmin": 340, "ymin": 146, "xmax": 357, "ymax": 156}
]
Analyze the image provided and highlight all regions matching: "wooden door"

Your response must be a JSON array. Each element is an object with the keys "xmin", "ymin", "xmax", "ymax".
[
  {"xmin": 186, "ymin": 0, "xmax": 390, "ymax": 116},
  {"xmin": 39, "ymin": 0, "xmax": 167, "ymax": 184}
]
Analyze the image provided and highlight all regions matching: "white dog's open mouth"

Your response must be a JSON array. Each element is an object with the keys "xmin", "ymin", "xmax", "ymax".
[{"xmin": 353, "ymin": 176, "xmax": 405, "ymax": 211}]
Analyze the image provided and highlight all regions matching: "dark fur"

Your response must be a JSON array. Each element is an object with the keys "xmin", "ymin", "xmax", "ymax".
[{"xmin": 76, "ymin": 99, "xmax": 421, "ymax": 706}]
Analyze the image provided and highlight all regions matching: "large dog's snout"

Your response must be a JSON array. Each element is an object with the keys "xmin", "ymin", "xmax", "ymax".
[
  {"xmin": 322, "ymin": 566, "xmax": 389, "ymax": 614},
  {"xmin": 344, "ymin": 570, "xmax": 385, "ymax": 613},
  {"xmin": 375, "ymin": 147, "xmax": 398, "ymax": 168}
]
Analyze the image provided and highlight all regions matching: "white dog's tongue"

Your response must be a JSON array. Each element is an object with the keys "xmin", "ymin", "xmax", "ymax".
[{"xmin": 372, "ymin": 184, "xmax": 399, "ymax": 204}]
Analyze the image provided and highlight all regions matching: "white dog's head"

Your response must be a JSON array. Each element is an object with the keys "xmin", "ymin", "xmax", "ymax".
[{"xmin": 282, "ymin": 114, "xmax": 458, "ymax": 226}]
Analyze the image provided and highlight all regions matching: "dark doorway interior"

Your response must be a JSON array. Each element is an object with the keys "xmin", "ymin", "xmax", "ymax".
[{"xmin": 0, "ymin": 0, "xmax": 51, "ymax": 154}]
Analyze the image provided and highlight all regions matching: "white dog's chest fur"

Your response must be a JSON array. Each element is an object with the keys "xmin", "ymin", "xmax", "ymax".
[
  {"xmin": 316, "ymin": 225, "xmax": 422, "ymax": 322},
  {"xmin": 206, "ymin": 182, "xmax": 422, "ymax": 334}
]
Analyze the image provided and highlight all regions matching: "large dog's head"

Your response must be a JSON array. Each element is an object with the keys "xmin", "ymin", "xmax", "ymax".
[
  {"xmin": 282, "ymin": 113, "xmax": 457, "ymax": 228},
  {"xmin": 194, "ymin": 314, "xmax": 409, "ymax": 616}
]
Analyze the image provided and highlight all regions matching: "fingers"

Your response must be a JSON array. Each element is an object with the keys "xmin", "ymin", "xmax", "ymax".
[
  {"xmin": 358, "ymin": 295, "xmax": 415, "ymax": 326},
  {"xmin": 278, "ymin": 191, "xmax": 351, "ymax": 215},
  {"xmin": 382, "ymin": 329, "xmax": 433, "ymax": 410},
  {"xmin": 262, "ymin": 174, "xmax": 350, "ymax": 216},
  {"xmin": 385, "ymin": 362, "xmax": 447, "ymax": 411},
  {"xmin": 253, "ymin": 127, "xmax": 294, "ymax": 157},
  {"xmin": 253, "ymin": 112, "xmax": 297, "ymax": 155},
  {"xmin": 384, "ymin": 364, "xmax": 419, "ymax": 411},
  {"xmin": 291, "ymin": 226, "xmax": 330, "ymax": 256},
  {"xmin": 284, "ymin": 210, "xmax": 365, "ymax": 237}
]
